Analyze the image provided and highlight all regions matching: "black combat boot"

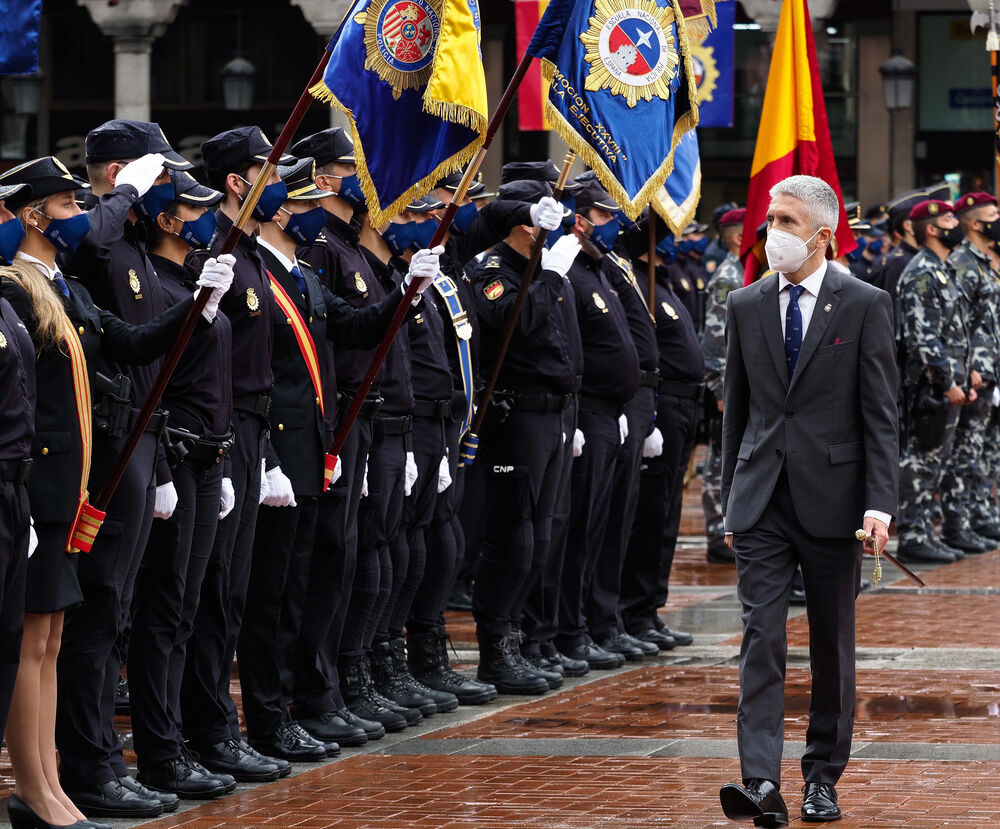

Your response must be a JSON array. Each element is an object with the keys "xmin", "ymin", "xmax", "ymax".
[
  {"xmin": 407, "ymin": 626, "xmax": 494, "ymax": 705},
  {"xmin": 370, "ymin": 641, "xmax": 437, "ymax": 717},
  {"xmin": 389, "ymin": 637, "xmax": 458, "ymax": 713},
  {"xmin": 340, "ymin": 653, "xmax": 409, "ymax": 732},
  {"xmin": 476, "ymin": 631, "xmax": 549, "ymax": 696}
]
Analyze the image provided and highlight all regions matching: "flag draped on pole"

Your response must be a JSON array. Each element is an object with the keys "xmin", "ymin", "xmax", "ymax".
[
  {"xmin": 651, "ymin": 129, "xmax": 701, "ymax": 233},
  {"xmin": 739, "ymin": 0, "xmax": 854, "ymax": 284},
  {"xmin": 0, "ymin": 0, "xmax": 42, "ymax": 75},
  {"xmin": 310, "ymin": 0, "xmax": 489, "ymax": 225},
  {"xmin": 526, "ymin": 0, "xmax": 700, "ymax": 220},
  {"xmin": 516, "ymin": 0, "xmax": 552, "ymax": 130},
  {"xmin": 690, "ymin": 0, "xmax": 734, "ymax": 127}
]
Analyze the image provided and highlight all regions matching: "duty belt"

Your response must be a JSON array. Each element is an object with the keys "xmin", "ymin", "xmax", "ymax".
[
  {"xmin": 234, "ymin": 393, "xmax": 271, "ymax": 418},
  {"xmin": 638, "ymin": 369, "xmax": 660, "ymax": 388},
  {"xmin": 165, "ymin": 425, "xmax": 236, "ymax": 468},
  {"xmin": 414, "ymin": 397, "xmax": 452, "ymax": 419},
  {"xmin": 373, "ymin": 414, "xmax": 412, "ymax": 436},
  {"xmin": 338, "ymin": 388, "xmax": 383, "ymax": 419},
  {"xmin": 578, "ymin": 395, "xmax": 624, "ymax": 417},
  {"xmin": 500, "ymin": 389, "xmax": 574, "ymax": 413},
  {"xmin": 0, "ymin": 458, "xmax": 32, "ymax": 484},
  {"xmin": 659, "ymin": 379, "xmax": 705, "ymax": 400},
  {"xmin": 137, "ymin": 409, "xmax": 170, "ymax": 438}
]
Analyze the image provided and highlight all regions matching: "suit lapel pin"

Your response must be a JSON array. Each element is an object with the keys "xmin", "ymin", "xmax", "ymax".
[{"xmin": 823, "ymin": 303, "xmax": 832, "ymax": 312}]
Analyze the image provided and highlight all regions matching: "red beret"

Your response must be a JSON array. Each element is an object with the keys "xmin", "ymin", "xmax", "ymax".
[
  {"xmin": 955, "ymin": 192, "xmax": 998, "ymax": 214},
  {"xmin": 908, "ymin": 200, "xmax": 953, "ymax": 221},
  {"xmin": 718, "ymin": 208, "xmax": 746, "ymax": 227}
]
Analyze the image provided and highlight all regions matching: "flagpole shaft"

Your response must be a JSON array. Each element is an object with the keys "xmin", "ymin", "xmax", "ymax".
[
  {"xmin": 647, "ymin": 220, "xmax": 657, "ymax": 321},
  {"xmin": 464, "ymin": 151, "xmax": 577, "ymax": 446},
  {"xmin": 328, "ymin": 49, "xmax": 539, "ymax": 458},
  {"xmin": 91, "ymin": 47, "xmax": 333, "ymax": 513},
  {"xmin": 992, "ymin": 45, "xmax": 1000, "ymax": 199}
]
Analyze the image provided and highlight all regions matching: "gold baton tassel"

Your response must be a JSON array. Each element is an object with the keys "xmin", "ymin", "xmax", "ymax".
[{"xmin": 855, "ymin": 529, "xmax": 882, "ymax": 588}]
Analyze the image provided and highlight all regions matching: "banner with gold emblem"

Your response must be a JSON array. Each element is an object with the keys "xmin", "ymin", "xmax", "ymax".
[{"xmin": 689, "ymin": 0, "xmax": 733, "ymax": 127}]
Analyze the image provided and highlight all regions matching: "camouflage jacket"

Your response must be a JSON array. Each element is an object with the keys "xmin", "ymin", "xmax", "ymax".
[
  {"xmin": 700, "ymin": 251, "xmax": 743, "ymax": 398},
  {"xmin": 947, "ymin": 239, "xmax": 1000, "ymax": 382},
  {"xmin": 896, "ymin": 247, "xmax": 970, "ymax": 392}
]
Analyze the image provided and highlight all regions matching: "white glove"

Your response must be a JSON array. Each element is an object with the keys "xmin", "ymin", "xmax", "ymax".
[
  {"xmin": 437, "ymin": 454, "xmax": 452, "ymax": 493},
  {"xmin": 993, "ymin": 385, "xmax": 1000, "ymax": 407},
  {"xmin": 263, "ymin": 465, "xmax": 296, "ymax": 507},
  {"xmin": 530, "ymin": 196, "xmax": 563, "ymax": 232},
  {"xmin": 403, "ymin": 245, "xmax": 443, "ymax": 296},
  {"xmin": 404, "ymin": 451, "xmax": 418, "ymax": 496},
  {"xmin": 258, "ymin": 458, "xmax": 270, "ymax": 504},
  {"xmin": 219, "ymin": 477, "xmax": 235, "ymax": 520},
  {"xmin": 115, "ymin": 153, "xmax": 166, "ymax": 198},
  {"xmin": 572, "ymin": 428, "xmax": 586, "ymax": 458},
  {"xmin": 154, "ymin": 481, "xmax": 178, "ymax": 520},
  {"xmin": 28, "ymin": 516, "xmax": 37, "ymax": 559},
  {"xmin": 541, "ymin": 233, "xmax": 582, "ymax": 278},
  {"xmin": 196, "ymin": 254, "xmax": 236, "ymax": 322},
  {"xmin": 618, "ymin": 413, "xmax": 629, "ymax": 445},
  {"xmin": 330, "ymin": 455, "xmax": 343, "ymax": 487},
  {"xmin": 642, "ymin": 427, "xmax": 664, "ymax": 458},
  {"xmin": 361, "ymin": 459, "xmax": 369, "ymax": 497}
]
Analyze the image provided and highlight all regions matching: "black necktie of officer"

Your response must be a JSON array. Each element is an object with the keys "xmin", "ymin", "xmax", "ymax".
[
  {"xmin": 290, "ymin": 265, "xmax": 307, "ymax": 296},
  {"xmin": 52, "ymin": 274, "xmax": 71, "ymax": 299}
]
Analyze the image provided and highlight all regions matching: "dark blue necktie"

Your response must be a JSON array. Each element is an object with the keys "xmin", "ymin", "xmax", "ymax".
[
  {"xmin": 52, "ymin": 274, "xmax": 70, "ymax": 299},
  {"xmin": 784, "ymin": 284, "xmax": 805, "ymax": 376},
  {"xmin": 290, "ymin": 265, "xmax": 307, "ymax": 296}
]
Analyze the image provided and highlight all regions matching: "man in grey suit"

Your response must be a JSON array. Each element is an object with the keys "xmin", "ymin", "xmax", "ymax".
[{"xmin": 718, "ymin": 176, "xmax": 899, "ymax": 826}]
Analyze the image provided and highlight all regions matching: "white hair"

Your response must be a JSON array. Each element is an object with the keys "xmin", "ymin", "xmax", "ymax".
[{"xmin": 769, "ymin": 175, "xmax": 839, "ymax": 233}]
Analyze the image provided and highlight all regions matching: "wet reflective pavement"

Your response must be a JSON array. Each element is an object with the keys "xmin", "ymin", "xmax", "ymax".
[{"xmin": 4, "ymin": 483, "xmax": 1000, "ymax": 827}]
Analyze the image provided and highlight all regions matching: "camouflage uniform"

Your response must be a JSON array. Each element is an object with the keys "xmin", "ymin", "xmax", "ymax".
[
  {"xmin": 700, "ymin": 251, "xmax": 742, "ymax": 550},
  {"xmin": 871, "ymin": 240, "xmax": 919, "ymax": 326},
  {"xmin": 896, "ymin": 248, "xmax": 970, "ymax": 547},
  {"xmin": 945, "ymin": 239, "xmax": 1000, "ymax": 533}
]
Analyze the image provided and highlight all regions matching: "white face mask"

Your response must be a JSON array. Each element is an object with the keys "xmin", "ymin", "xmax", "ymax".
[{"xmin": 765, "ymin": 227, "xmax": 823, "ymax": 273}]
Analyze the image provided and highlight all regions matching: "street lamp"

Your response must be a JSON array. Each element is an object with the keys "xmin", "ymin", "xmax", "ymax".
[
  {"xmin": 221, "ymin": 56, "xmax": 256, "ymax": 111},
  {"xmin": 879, "ymin": 49, "xmax": 916, "ymax": 111}
]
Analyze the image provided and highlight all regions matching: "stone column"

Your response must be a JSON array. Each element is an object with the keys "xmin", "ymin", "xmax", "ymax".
[
  {"xmin": 290, "ymin": 0, "xmax": 356, "ymax": 130},
  {"xmin": 78, "ymin": 0, "xmax": 187, "ymax": 122}
]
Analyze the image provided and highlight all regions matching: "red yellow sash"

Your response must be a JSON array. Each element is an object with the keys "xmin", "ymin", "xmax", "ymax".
[{"xmin": 267, "ymin": 271, "xmax": 338, "ymax": 492}]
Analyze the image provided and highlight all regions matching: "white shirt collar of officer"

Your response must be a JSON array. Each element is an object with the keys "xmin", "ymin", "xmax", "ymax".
[
  {"xmin": 257, "ymin": 239, "xmax": 300, "ymax": 276},
  {"xmin": 15, "ymin": 251, "xmax": 63, "ymax": 282}
]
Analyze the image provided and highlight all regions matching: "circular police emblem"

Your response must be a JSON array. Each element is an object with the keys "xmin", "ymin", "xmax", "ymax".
[
  {"xmin": 583, "ymin": 0, "xmax": 678, "ymax": 108},
  {"xmin": 689, "ymin": 39, "xmax": 719, "ymax": 104},
  {"xmin": 593, "ymin": 291, "xmax": 608, "ymax": 311},
  {"xmin": 246, "ymin": 287, "xmax": 260, "ymax": 312},
  {"xmin": 128, "ymin": 269, "xmax": 142, "ymax": 299},
  {"xmin": 355, "ymin": 0, "xmax": 441, "ymax": 99},
  {"xmin": 355, "ymin": 272, "xmax": 369, "ymax": 294}
]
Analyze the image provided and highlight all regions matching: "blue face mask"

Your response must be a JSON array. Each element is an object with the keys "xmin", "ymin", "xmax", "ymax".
[
  {"xmin": 0, "ymin": 217, "xmax": 25, "ymax": 263},
  {"xmin": 384, "ymin": 217, "xmax": 440, "ymax": 257},
  {"xmin": 280, "ymin": 205, "xmax": 327, "ymax": 246},
  {"xmin": 452, "ymin": 201, "xmax": 478, "ymax": 234},
  {"xmin": 847, "ymin": 236, "xmax": 867, "ymax": 263},
  {"xmin": 176, "ymin": 210, "xmax": 217, "ymax": 249},
  {"xmin": 334, "ymin": 174, "xmax": 365, "ymax": 208},
  {"xmin": 693, "ymin": 237, "xmax": 709, "ymax": 255},
  {"xmin": 589, "ymin": 218, "xmax": 619, "ymax": 254},
  {"xmin": 36, "ymin": 210, "xmax": 91, "ymax": 254},
  {"xmin": 137, "ymin": 182, "xmax": 175, "ymax": 223},
  {"xmin": 656, "ymin": 236, "xmax": 676, "ymax": 262},
  {"xmin": 677, "ymin": 239, "xmax": 695, "ymax": 255},
  {"xmin": 867, "ymin": 237, "xmax": 883, "ymax": 256},
  {"xmin": 240, "ymin": 177, "xmax": 288, "ymax": 223}
]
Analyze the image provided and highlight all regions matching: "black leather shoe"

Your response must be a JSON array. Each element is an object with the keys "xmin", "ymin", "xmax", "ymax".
[
  {"xmin": 407, "ymin": 627, "xmax": 495, "ymax": 705},
  {"xmin": 801, "ymin": 782, "xmax": 841, "ymax": 822},
  {"xmin": 719, "ymin": 778, "xmax": 788, "ymax": 827},
  {"xmin": 446, "ymin": 581, "xmax": 473, "ymax": 611},
  {"xmin": 598, "ymin": 634, "xmax": 646, "ymax": 662},
  {"xmin": 477, "ymin": 633, "xmax": 550, "ymax": 695},
  {"xmin": 371, "ymin": 641, "xmax": 438, "ymax": 716},
  {"xmin": 252, "ymin": 722, "xmax": 327, "ymax": 761},
  {"xmin": 973, "ymin": 522, "xmax": 1000, "ymax": 541},
  {"xmin": 525, "ymin": 654, "xmax": 564, "ymax": 677},
  {"xmin": 114, "ymin": 676, "xmax": 130, "ymax": 715},
  {"xmin": 7, "ymin": 791, "xmax": 114, "ymax": 829},
  {"xmin": 518, "ymin": 653, "xmax": 563, "ymax": 690},
  {"xmin": 237, "ymin": 739, "xmax": 290, "ymax": 778},
  {"xmin": 633, "ymin": 628, "xmax": 676, "ymax": 650},
  {"xmin": 968, "ymin": 530, "xmax": 996, "ymax": 552},
  {"xmin": 621, "ymin": 632, "xmax": 659, "ymax": 656},
  {"xmin": 660, "ymin": 626, "xmax": 693, "ymax": 646},
  {"xmin": 561, "ymin": 642, "xmax": 625, "ymax": 669},
  {"xmin": 297, "ymin": 711, "xmax": 368, "ymax": 747},
  {"xmin": 118, "ymin": 775, "xmax": 179, "ymax": 812},
  {"xmin": 545, "ymin": 650, "xmax": 590, "ymax": 677},
  {"xmin": 191, "ymin": 739, "xmax": 281, "ymax": 783},
  {"xmin": 138, "ymin": 756, "xmax": 227, "ymax": 800},
  {"xmin": 897, "ymin": 542, "xmax": 954, "ymax": 564},
  {"xmin": 707, "ymin": 543, "xmax": 736, "ymax": 563},
  {"xmin": 66, "ymin": 778, "xmax": 164, "ymax": 818},
  {"xmin": 336, "ymin": 707, "xmax": 387, "ymax": 741},
  {"xmin": 943, "ymin": 530, "xmax": 993, "ymax": 553}
]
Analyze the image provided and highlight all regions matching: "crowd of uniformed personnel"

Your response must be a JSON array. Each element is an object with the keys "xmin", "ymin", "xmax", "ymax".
[{"xmin": 0, "ymin": 115, "xmax": 996, "ymax": 825}]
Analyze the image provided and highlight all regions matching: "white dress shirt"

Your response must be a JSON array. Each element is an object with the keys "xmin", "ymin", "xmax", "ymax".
[
  {"xmin": 256, "ymin": 238, "xmax": 300, "ymax": 278},
  {"xmin": 16, "ymin": 250, "xmax": 62, "ymax": 281}
]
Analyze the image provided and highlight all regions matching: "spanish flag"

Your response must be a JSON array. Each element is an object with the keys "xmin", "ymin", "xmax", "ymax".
[
  {"xmin": 516, "ymin": 0, "xmax": 550, "ymax": 131},
  {"xmin": 739, "ymin": 0, "xmax": 854, "ymax": 284}
]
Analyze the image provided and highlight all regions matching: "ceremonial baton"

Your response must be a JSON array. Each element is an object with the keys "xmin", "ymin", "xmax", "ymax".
[
  {"xmin": 855, "ymin": 529, "xmax": 925, "ymax": 588},
  {"xmin": 458, "ymin": 150, "xmax": 577, "ymax": 468},
  {"xmin": 647, "ymin": 219, "xmax": 657, "ymax": 322},
  {"xmin": 69, "ymin": 47, "xmax": 335, "ymax": 552}
]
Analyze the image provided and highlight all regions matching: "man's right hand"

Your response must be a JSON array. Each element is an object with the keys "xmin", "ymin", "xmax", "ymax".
[
  {"xmin": 716, "ymin": 398, "xmax": 724, "ymax": 413},
  {"xmin": 724, "ymin": 532, "xmax": 734, "ymax": 551},
  {"xmin": 945, "ymin": 384, "xmax": 967, "ymax": 405}
]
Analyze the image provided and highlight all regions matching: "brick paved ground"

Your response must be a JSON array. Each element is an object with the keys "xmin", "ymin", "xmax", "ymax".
[{"xmin": 3, "ymin": 467, "xmax": 1000, "ymax": 828}]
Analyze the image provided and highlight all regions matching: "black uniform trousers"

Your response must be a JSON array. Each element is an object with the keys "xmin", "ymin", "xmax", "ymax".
[
  {"xmin": 521, "ymin": 403, "xmax": 575, "ymax": 654},
  {"xmin": 587, "ymin": 387, "xmax": 654, "ymax": 642},
  {"xmin": 290, "ymin": 418, "xmax": 370, "ymax": 718},
  {"xmin": 57, "ymin": 431, "xmax": 157, "ymax": 789},
  {"xmin": 181, "ymin": 410, "xmax": 265, "ymax": 745},
  {"xmin": 472, "ymin": 407, "xmax": 564, "ymax": 638},
  {"xmin": 620, "ymin": 393, "xmax": 697, "ymax": 635},
  {"xmin": 129, "ymin": 460, "xmax": 223, "ymax": 765},
  {"xmin": 553, "ymin": 407, "xmax": 621, "ymax": 651},
  {"xmin": 341, "ymin": 426, "xmax": 405, "ymax": 656},
  {"xmin": 0, "ymin": 478, "xmax": 29, "ymax": 738},
  {"xmin": 455, "ymin": 461, "xmax": 485, "ymax": 589},
  {"xmin": 733, "ymin": 469, "xmax": 861, "ymax": 786},
  {"xmin": 239, "ymin": 495, "xmax": 318, "ymax": 740}
]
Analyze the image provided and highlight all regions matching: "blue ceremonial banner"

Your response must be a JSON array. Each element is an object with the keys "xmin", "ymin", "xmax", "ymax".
[
  {"xmin": 310, "ymin": 0, "xmax": 488, "ymax": 226},
  {"xmin": 652, "ymin": 128, "xmax": 700, "ymax": 233},
  {"xmin": 0, "ymin": 0, "xmax": 42, "ymax": 75},
  {"xmin": 526, "ymin": 0, "xmax": 699, "ymax": 220},
  {"xmin": 689, "ymin": 0, "xmax": 734, "ymax": 127}
]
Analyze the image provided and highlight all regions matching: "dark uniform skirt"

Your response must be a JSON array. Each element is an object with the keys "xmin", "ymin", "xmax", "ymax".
[{"xmin": 25, "ymin": 521, "xmax": 83, "ymax": 614}]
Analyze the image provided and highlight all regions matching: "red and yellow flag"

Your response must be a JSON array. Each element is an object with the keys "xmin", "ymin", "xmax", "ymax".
[
  {"xmin": 740, "ymin": 0, "xmax": 854, "ymax": 284},
  {"xmin": 516, "ymin": 0, "xmax": 550, "ymax": 131}
]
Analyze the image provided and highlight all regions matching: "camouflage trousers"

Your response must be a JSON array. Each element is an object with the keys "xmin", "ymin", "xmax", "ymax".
[
  {"xmin": 941, "ymin": 393, "xmax": 993, "ymax": 533},
  {"xmin": 702, "ymin": 429, "xmax": 725, "ymax": 546},
  {"xmin": 969, "ymin": 402, "xmax": 1000, "ymax": 528},
  {"xmin": 897, "ymin": 403, "xmax": 961, "ymax": 546}
]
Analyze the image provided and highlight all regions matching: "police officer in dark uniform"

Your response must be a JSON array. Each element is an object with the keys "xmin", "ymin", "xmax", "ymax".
[
  {"xmin": 673, "ymin": 220, "xmax": 708, "ymax": 328},
  {"xmin": 181, "ymin": 126, "xmax": 294, "ymax": 784},
  {"xmin": 57, "ymin": 120, "xmax": 197, "ymax": 816},
  {"xmin": 869, "ymin": 190, "xmax": 926, "ymax": 314}
]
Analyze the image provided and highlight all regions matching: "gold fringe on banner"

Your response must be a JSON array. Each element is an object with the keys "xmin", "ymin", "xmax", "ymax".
[{"xmin": 651, "ymin": 155, "xmax": 702, "ymax": 235}]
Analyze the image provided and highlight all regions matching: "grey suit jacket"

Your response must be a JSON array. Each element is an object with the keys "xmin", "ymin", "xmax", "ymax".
[{"xmin": 721, "ymin": 265, "xmax": 899, "ymax": 538}]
